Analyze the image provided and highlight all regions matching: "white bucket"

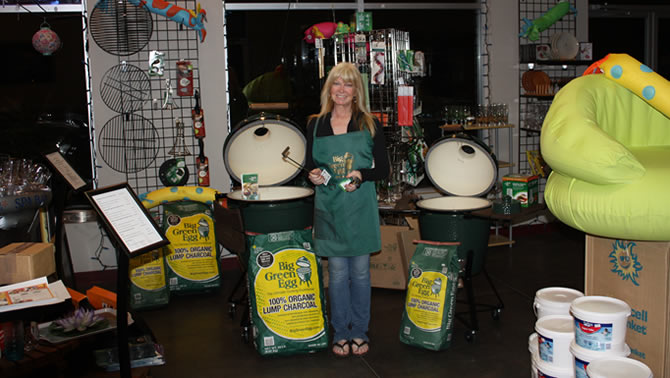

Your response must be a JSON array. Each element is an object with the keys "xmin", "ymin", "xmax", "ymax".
[
  {"xmin": 529, "ymin": 333, "xmax": 538, "ymax": 378},
  {"xmin": 570, "ymin": 340, "xmax": 631, "ymax": 378},
  {"xmin": 534, "ymin": 287, "xmax": 584, "ymax": 319},
  {"xmin": 535, "ymin": 314, "xmax": 575, "ymax": 368},
  {"xmin": 570, "ymin": 296, "xmax": 631, "ymax": 353},
  {"xmin": 586, "ymin": 356, "xmax": 653, "ymax": 378},
  {"xmin": 531, "ymin": 352, "xmax": 539, "ymax": 378},
  {"xmin": 536, "ymin": 355, "xmax": 574, "ymax": 378}
]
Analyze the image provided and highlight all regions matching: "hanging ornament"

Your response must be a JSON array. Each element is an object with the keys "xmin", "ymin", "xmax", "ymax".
[{"xmin": 32, "ymin": 20, "xmax": 61, "ymax": 56}]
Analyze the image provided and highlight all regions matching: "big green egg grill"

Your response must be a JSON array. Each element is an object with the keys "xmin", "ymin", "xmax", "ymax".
[
  {"xmin": 416, "ymin": 134, "xmax": 497, "ymax": 276},
  {"xmin": 223, "ymin": 113, "xmax": 313, "ymax": 234}
]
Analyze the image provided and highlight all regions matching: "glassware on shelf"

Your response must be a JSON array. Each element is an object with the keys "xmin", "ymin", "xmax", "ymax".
[{"xmin": 0, "ymin": 157, "xmax": 52, "ymax": 196}]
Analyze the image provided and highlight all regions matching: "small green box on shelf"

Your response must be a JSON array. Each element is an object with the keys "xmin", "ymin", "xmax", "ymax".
[{"xmin": 502, "ymin": 174, "xmax": 538, "ymax": 208}]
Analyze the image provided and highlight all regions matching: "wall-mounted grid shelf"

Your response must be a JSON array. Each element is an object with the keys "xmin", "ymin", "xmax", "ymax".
[{"xmin": 518, "ymin": 0, "xmax": 583, "ymax": 199}]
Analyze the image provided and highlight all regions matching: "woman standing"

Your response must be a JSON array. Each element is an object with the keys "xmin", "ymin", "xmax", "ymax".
[{"xmin": 305, "ymin": 62, "xmax": 389, "ymax": 357}]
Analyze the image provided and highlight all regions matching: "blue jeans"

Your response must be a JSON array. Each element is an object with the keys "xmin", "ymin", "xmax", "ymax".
[{"xmin": 327, "ymin": 255, "xmax": 371, "ymax": 343}]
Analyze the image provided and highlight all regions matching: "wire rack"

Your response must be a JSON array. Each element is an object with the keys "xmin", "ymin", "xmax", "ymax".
[
  {"xmin": 94, "ymin": 0, "xmax": 201, "ymax": 195},
  {"xmin": 333, "ymin": 29, "xmax": 414, "ymax": 200},
  {"xmin": 518, "ymin": 0, "xmax": 579, "ymax": 198},
  {"xmin": 333, "ymin": 29, "xmax": 412, "ymax": 129}
]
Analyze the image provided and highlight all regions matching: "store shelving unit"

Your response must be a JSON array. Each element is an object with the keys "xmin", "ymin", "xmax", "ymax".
[{"xmin": 518, "ymin": 0, "xmax": 586, "ymax": 200}]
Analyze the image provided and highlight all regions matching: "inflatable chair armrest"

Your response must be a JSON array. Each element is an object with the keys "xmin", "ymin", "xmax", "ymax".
[{"xmin": 541, "ymin": 101, "xmax": 645, "ymax": 185}]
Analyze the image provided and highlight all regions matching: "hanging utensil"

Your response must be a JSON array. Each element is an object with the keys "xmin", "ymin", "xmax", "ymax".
[
  {"xmin": 192, "ymin": 90, "xmax": 206, "ymax": 138},
  {"xmin": 168, "ymin": 118, "xmax": 191, "ymax": 156},
  {"xmin": 159, "ymin": 158, "xmax": 189, "ymax": 186},
  {"xmin": 196, "ymin": 139, "xmax": 210, "ymax": 186},
  {"xmin": 162, "ymin": 78, "xmax": 178, "ymax": 110},
  {"xmin": 160, "ymin": 118, "xmax": 191, "ymax": 186}
]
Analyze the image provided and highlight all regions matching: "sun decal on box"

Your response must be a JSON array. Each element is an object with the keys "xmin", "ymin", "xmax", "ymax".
[{"xmin": 609, "ymin": 240, "xmax": 643, "ymax": 286}]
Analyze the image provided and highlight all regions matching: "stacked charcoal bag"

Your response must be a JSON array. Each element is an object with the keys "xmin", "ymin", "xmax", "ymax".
[
  {"xmin": 162, "ymin": 201, "xmax": 221, "ymax": 293},
  {"xmin": 399, "ymin": 240, "xmax": 460, "ymax": 351},
  {"xmin": 247, "ymin": 229, "xmax": 329, "ymax": 355},
  {"xmin": 129, "ymin": 248, "xmax": 169, "ymax": 309}
]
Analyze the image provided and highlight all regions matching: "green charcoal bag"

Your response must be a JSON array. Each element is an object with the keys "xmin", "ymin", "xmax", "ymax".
[
  {"xmin": 247, "ymin": 229, "xmax": 329, "ymax": 356},
  {"xmin": 163, "ymin": 201, "xmax": 221, "ymax": 293},
  {"xmin": 399, "ymin": 240, "xmax": 460, "ymax": 351},
  {"xmin": 129, "ymin": 248, "xmax": 169, "ymax": 310}
]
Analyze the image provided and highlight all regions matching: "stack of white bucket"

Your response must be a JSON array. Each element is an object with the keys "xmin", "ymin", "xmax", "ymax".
[
  {"xmin": 530, "ymin": 287, "xmax": 584, "ymax": 377},
  {"xmin": 529, "ymin": 288, "xmax": 654, "ymax": 377}
]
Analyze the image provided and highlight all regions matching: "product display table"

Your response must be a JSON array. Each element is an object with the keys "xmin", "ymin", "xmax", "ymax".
[
  {"xmin": 380, "ymin": 196, "xmax": 548, "ymax": 247},
  {"xmin": 472, "ymin": 203, "xmax": 548, "ymax": 247}
]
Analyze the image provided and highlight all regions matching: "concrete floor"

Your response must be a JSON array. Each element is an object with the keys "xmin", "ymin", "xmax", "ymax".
[{"xmin": 140, "ymin": 223, "xmax": 585, "ymax": 378}]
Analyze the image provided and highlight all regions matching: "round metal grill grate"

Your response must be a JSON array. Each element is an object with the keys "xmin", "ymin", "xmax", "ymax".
[
  {"xmin": 98, "ymin": 113, "xmax": 160, "ymax": 173},
  {"xmin": 100, "ymin": 63, "xmax": 151, "ymax": 113},
  {"xmin": 89, "ymin": 1, "xmax": 153, "ymax": 56}
]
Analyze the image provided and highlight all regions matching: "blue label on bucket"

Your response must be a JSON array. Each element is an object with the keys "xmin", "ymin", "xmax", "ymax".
[
  {"xmin": 538, "ymin": 334, "xmax": 554, "ymax": 363},
  {"xmin": 575, "ymin": 357, "xmax": 589, "ymax": 378},
  {"xmin": 538, "ymin": 370, "xmax": 558, "ymax": 378},
  {"xmin": 574, "ymin": 318, "xmax": 613, "ymax": 351}
]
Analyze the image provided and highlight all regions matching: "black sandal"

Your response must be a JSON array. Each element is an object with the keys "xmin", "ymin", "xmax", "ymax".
[
  {"xmin": 350, "ymin": 339, "xmax": 369, "ymax": 356},
  {"xmin": 332, "ymin": 340, "xmax": 350, "ymax": 358}
]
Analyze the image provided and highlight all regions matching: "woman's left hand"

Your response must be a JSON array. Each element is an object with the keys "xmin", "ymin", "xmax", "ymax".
[{"xmin": 344, "ymin": 170, "xmax": 362, "ymax": 192}]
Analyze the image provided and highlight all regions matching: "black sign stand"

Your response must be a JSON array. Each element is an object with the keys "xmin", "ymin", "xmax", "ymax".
[{"xmin": 85, "ymin": 183, "xmax": 169, "ymax": 378}]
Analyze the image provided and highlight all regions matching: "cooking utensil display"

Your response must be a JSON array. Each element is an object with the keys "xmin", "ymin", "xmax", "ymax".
[
  {"xmin": 89, "ymin": 1, "xmax": 153, "ymax": 56},
  {"xmin": 98, "ymin": 113, "xmax": 159, "ymax": 173},
  {"xmin": 100, "ymin": 63, "xmax": 151, "ymax": 113}
]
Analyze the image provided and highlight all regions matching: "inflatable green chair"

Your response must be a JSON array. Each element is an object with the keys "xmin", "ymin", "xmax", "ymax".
[{"xmin": 541, "ymin": 55, "xmax": 670, "ymax": 241}]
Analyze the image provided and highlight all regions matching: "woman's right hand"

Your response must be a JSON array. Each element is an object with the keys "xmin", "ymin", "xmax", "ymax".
[{"xmin": 308, "ymin": 168, "xmax": 324, "ymax": 185}]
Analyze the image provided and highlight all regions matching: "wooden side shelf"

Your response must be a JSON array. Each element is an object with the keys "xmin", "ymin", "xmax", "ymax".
[
  {"xmin": 489, "ymin": 234, "xmax": 515, "ymax": 247},
  {"xmin": 474, "ymin": 203, "xmax": 549, "ymax": 247}
]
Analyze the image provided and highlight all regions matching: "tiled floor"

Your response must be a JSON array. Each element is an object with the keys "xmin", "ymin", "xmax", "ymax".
[{"xmin": 141, "ymin": 223, "xmax": 585, "ymax": 378}]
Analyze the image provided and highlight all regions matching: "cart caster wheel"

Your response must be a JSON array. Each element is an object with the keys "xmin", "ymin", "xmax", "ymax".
[
  {"xmin": 242, "ymin": 326, "xmax": 250, "ymax": 343},
  {"xmin": 464, "ymin": 329, "xmax": 476, "ymax": 343},
  {"xmin": 491, "ymin": 307, "xmax": 502, "ymax": 320},
  {"xmin": 229, "ymin": 304, "xmax": 237, "ymax": 319}
]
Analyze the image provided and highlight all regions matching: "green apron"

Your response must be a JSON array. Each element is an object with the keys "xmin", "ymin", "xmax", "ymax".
[{"xmin": 312, "ymin": 117, "xmax": 381, "ymax": 257}]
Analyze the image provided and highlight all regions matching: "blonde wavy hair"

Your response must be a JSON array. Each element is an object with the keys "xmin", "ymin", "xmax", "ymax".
[{"xmin": 309, "ymin": 62, "xmax": 377, "ymax": 137}]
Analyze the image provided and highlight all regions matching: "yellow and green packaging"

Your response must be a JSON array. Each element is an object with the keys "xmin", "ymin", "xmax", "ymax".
[
  {"xmin": 163, "ymin": 202, "xmax": 221, "ymax": 293},
  {"xmin": 399, "ymin": 240, "xmax": 460, "ymax": 351},
  {"xmin": 247, "ymin": 229, "xmax": 328, "ymax": 356},
  {"xmin": 129, "ymin": 248, "xmax": 169, "ymax": 309}
]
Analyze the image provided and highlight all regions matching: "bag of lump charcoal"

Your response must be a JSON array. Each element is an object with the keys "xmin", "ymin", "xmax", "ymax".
[
  {"xmin": 163, "ymin": 201, "xmax": 221, "ymax": 293},
  {"xmin": 399, "ymin": 240, "xmax": 460, "ymax": 351},
  {"xmin": 129, "ymin": 248, "xmax": 169, "ymax": 310},
  {"xmin": 247, "ymin": 229, "xmax": 329, "ymax": 356}
]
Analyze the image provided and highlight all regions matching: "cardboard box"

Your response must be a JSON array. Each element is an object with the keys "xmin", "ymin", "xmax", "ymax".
[
  {"xmin": 502, "ymin": 174, "xmax": 538, "ymax": 207},
  {"xmin": 322, "ymin": 223, "xmax": 421, "ymax": 290},
  {"xmin": 66, "ymin": 287, "xmax": 88, "ymax": 309},
  {"xmin": 585, "ymin": 235, "xmax": 670, "ymax": 378},
  {"xmin": 0, "ymin": 242, "xmax": 56, "ymax": 284},
  {"xmin": 86, "ymin": 286, "xmax": 117, "ymax": 309}
]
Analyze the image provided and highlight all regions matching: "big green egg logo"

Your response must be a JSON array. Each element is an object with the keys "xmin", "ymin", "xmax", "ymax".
[{"xmin": 609, "ymin": 240, "xmax": 643, "ymax": 286}]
